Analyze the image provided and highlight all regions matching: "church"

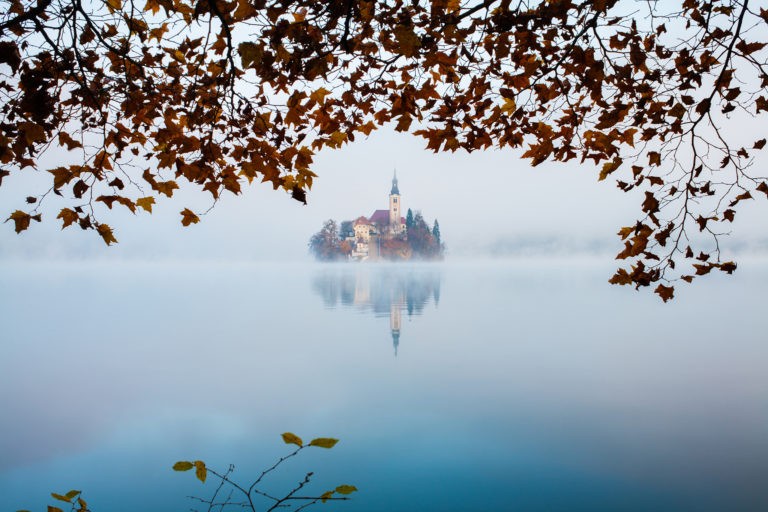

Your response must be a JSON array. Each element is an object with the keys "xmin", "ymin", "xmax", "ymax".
[{"xmin": 346, "ymin": 172, "xmax": 406, "ymax": 261}]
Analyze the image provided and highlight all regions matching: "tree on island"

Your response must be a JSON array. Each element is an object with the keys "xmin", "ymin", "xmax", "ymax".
[
  {"xmin": 308, "ymin": 219, "xmax": 345, "ymax": 261},
  {"xmin": 407, "ymin": 212, "xmax": 443, "ymax": 259},
  {"xmin": 406, "ymin": 209, "xmax": 415, "ymax": 231},
  {"xmin": 432, "ymin": 220, "xmax": 441, "ymax": 245},
  {"xmin": 2, "ymin": 1, "xmax": 768, "ymax": 298}
]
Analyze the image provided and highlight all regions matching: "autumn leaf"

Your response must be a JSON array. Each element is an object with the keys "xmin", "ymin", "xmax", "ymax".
[
  {"xmin": 599, "ymin": 157, "xmax": 622, "ymax": 181},
  {"xmin": 172, "ymin": 461, "xmax": 194, "ymax": 471},
  {"xmin": 136, "ymin": 196, "xmax": 155, "ymax": 213},
  {"xmin": 180, "ymin": 208, "xmax": 199, "ymax": 226},
  {"xmin": 501, "ymin": 97, "xmax": 516, "ymax": 114},
  {"xmin": 57, "ymin": 208, "xmax": 79, "ymax": 229},
  {"xmin": 309, "ymin": 437, "xmax": 339, "ymax": 449},
  {"xmin": 310, "ymin": 87, "xmax": 330, "ymax": 104},
  {"xmin": 50, "ymin": 494, "xmax": 72, "ymax": 503},
  {"xmin": 6, "ymin": 210, "xmax": 39, "ymax": 233},
  {"xmin": 0, "ymin": 41, "xmax": 21, "ymax": 72},
  {"xmin": 654, "ymin": 284, "xmax": 674, "ymax": 302},
  {"xmin": 393, "ymin": 25, "xmax": 421, "ymax": 58},
  {"xmin": 239, "ymin": 42, "xmax": 263, "ymax": 68},
  {"xmin": 194, "ymin": 460, "xmax": 207, "ymax": 483},
  {"xmin": 335, "ymin": 485, "xmax": 358, "ymax": 495},
  {"xmin": 281, "ymin": 432, "xmax": 303, "ymax": 447},
  {"xmin": 97, "ymin": 223, "xmax": 118, "ymax": 245}
]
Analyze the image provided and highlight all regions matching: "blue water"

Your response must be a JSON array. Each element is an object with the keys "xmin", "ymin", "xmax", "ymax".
[{"xmin": 0, "ymin": 260, "xmax": 766, "ymax": 511}]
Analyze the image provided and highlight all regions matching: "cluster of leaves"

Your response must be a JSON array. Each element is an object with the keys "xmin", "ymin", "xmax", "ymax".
[
  {"xmin": 173, "ymin": 432, "xmax": 357, "ymax": 511},
  {"xmin": 18, "ymin": 433, "xmax": 354, "ymax": 512},
  {"xmin": 2, "ymin": 0, "xmax": 768, "ymax": 298},
  {"xmin": 16, "ymin": 489, "xmax": 89, "ymax": 512}
]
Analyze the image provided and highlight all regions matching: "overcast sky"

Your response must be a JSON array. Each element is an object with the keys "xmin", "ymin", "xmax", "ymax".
[{"xmin": 1, "ymin": 126, "xmax": 767, "ymax": 262}]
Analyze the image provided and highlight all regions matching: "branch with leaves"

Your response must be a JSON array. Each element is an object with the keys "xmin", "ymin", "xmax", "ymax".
[
  {"xmin": 173, "ymin": 432, "xmax": 356, "ymax": 512},
  {"xmin": 17, "ymin": 433, "xmax": 356, "ymax": 512}
]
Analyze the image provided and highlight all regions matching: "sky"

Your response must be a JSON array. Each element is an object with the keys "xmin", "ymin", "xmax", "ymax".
[{"xmin": 1, "ymin": 126, "xmax": 767, "ymax": 262}]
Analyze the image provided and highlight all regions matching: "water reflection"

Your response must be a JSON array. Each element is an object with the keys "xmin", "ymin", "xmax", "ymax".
[{"xmin": 312, "ymin": 266, "xmax": 441, "ymax": 355}]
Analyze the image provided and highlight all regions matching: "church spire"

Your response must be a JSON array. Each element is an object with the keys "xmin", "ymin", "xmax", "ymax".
[{"xmin": 391, "ymin": 169, "xmax": 400, "ymax": 195}]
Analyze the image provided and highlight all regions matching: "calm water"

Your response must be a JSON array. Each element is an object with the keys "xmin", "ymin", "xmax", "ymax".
[{"xmin": 1, "ymin": 260, "xmax": 766, "ymax": 512}]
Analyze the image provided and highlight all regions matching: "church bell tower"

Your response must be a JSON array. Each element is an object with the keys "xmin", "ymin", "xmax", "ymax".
[{"xmin": 389, "ymin": 170, "xmax": 401, "ymax": 233}]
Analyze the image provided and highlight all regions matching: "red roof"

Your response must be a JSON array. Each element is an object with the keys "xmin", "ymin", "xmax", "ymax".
[
  {"xmin": 369, "ymin": 210, "xmax": 390, "ymax": 225},
  {"xmin": 354, "ymin": 216, "xmax": 371, "ymax": 225}
]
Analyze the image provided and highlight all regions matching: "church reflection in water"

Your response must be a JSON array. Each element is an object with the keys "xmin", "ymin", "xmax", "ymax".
[{"xmin": 312, "ymin": 267, "xmax": 441, "ymax": 355}]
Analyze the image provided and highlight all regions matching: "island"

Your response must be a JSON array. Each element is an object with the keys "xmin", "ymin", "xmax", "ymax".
[{"xmin": 309, "ymin": 172, "xmax": 444, "ymax": 261}]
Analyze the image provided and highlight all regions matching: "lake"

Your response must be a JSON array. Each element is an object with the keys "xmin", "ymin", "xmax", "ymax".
[{"xmin": 1, "ymin": 260, "xmax": 766, "ymax": 511}]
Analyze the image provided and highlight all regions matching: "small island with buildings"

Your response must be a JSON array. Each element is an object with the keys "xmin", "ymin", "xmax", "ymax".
[{"xmin": 309, "ymin": 172, "xmax": 444, "ymax": 261}]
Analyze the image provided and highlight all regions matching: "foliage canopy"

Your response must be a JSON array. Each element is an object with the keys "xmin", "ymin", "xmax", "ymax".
[{"xmin": 2, "ymin": 0, "xmax": 768, "ymax": 298}]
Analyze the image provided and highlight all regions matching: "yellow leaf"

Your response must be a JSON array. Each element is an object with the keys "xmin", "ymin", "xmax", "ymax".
[
  {"xmin": 320, "ymin": 491, "xmax": 333, "ymax": 503},
  {"xmin": 136, "ymin": 196, "xmax": 155, "ymax": 213},
  {"xmin": 47, "ymin": 507, "xmax": 63, "ymax": 512},
  {"xmin": 50, "ymin": 494, "xmax": 71, "ymax": 503},
  {"xmin": 281, "ymin": 432, "xmax": 303, "ymax": 447},
  {"xmin": 64, "ymin": 491, "xmax": 81, "ymax": 500},
  {"xmin": 309, "ymin": 437, "xmax": 339, "ymax": 449},
  {"xmin": 180, "ymin": 208, "xmax": 199, "ymax": 226},
  {"xmin": 501, "ymin": 97, "xmax": 516, "ymax": 114},
  {"xmin": 335, "ymin": 485, "xmax": 358, "ymax": 495},
  {"xmin": 97, "ymin": 223, "xmax": 118, "ymax": 245},
  {"xmin": 105, "ymin": 0, "xmax": 121, "ymax": 11},
  {"xmin": 173, "ymin": 461, "xmax": 194, "ymax": 471},
  {"xmin": 194, "ymin": 460, "xmax": 207, "ymax": 483}
]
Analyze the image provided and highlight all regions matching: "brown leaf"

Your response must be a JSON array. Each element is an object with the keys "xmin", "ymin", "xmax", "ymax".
[
  {"xmin": 57, "ymin": 208, "xmax": 79, "ymax": 229},
  {"xmin": 393, "ymin": 25, "xmax": 421, "ymax": 58},
  {"xmin": 654, "ymin": 284, "xmax": 674, "ymax": 302},
  {"xmin": 0, "ymin": 41, "xmax": 21, "ymax": 73},
  {"xmin": 97, "ymin": 223, "xmax": 118, "ymax": 245},
  {"xmin": 6, "ymin": 210, "xmax": 34, "ymax": 233},
  {"xmin": 180, "ymin": 208, "xmax": 199, "ymax": 226}
]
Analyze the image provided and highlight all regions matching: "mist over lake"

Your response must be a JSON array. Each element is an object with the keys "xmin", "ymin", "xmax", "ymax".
[{"xmin": 1, "ymin": 259, "xmax": 766, "ymax": 512}]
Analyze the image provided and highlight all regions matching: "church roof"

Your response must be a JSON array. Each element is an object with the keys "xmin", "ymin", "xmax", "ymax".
[
  {"xmin": 354, "ymin": 216, "xmax": 371, "ymax": 225},
  {"xmin": 369, "ymin": 210, "xmax": 390, "ymax": 225},
  {"xmin": 391, "ymin": 172, "xmax": 400, "ymax": 195}
]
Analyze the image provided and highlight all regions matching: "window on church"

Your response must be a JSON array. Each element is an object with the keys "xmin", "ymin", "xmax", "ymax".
[{"xmin": 393, "ymin": 198, "xmax": 398, "ymax": 203}]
